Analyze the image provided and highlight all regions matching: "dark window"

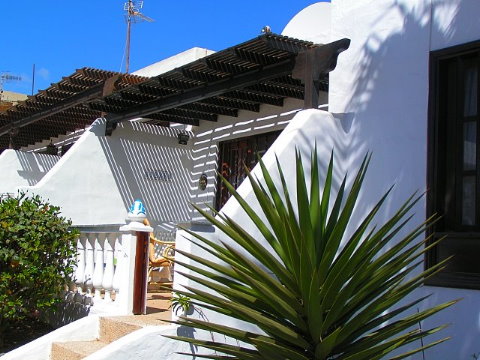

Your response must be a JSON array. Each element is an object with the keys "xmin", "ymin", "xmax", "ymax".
[
  {"xmin": 427, "ymin": 40, "xmax": 480, "ymax": 289},
  {"xmin": 215, "ymin": 131, "xmax": 281, "ymax": 210}
]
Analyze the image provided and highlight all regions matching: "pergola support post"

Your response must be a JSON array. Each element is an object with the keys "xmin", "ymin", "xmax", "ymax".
[{"xmin": 292, "ymin": 38, "xmax": 351, "ymax": 109}]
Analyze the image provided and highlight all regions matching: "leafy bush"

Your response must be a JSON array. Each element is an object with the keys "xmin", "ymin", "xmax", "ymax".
[
  {"xmin": 170, "ymin": 151, "xmax": 457, "ymax": 359},
  {"xmin": 0, "ymin": 193, "xmax": 78, "ymax": 346}
]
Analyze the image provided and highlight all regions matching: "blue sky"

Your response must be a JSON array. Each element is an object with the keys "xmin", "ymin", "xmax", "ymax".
[{"xmin": 2, "ymin": 1, "xmax": 324, "ymax": 95}]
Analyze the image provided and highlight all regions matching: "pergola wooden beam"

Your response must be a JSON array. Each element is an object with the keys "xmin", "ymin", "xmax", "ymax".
[
  {"xmin": 104, "ymin": 59, "xmax": 297, "ymax": 133},
  {"xmin": 292, "ymin": 38, "xmax": 350, "ymax": 109},
  {"xmin": 0, "ymin": 81, "xmax": 109, "ymax": 137},
  {"xmin": 104, "ymin": 38, "xmax": 350, "ymax": 135}
]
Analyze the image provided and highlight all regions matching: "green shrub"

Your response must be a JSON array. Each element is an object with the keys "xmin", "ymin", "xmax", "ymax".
[
  {"xmin": 0, "ymin": 193, "xmax": 78, "ymax": 346},
  {"xmin": 169, "ymin": 151, "xmax": 457, "ymax": 360}
]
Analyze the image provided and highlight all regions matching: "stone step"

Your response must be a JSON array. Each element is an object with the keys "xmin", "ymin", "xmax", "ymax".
[
  {"xmin": 50, "ymin": 319, "xmax": 148, "ymax": 360},
  {"xmin": 147, "ymin": 282, "xmax": 173, "ymax": 293},
  {"xmin": 51, "ymin": 340, "xmax": 108, "ymax": 360},
  {"xmin": 147, "ymin": 292, "xmax": 172, "ymax": 311},
  {"xmin": 50, "ymin": 293, "xmax": 173, "ymax": 359},
  {"xmin": 99, "ymin": 317, "xmax": 143, "ymax": 343}
]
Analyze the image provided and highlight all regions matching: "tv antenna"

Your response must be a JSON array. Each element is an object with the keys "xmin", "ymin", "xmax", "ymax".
[{"xmin": 123, "ymin": 0, "xmax": 154, "ymax": 73}]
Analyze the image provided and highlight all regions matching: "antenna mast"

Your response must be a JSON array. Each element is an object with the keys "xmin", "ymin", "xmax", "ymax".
[{"xmin": 124, "ymin": 0, "xmax": 154, "ymax": 73}]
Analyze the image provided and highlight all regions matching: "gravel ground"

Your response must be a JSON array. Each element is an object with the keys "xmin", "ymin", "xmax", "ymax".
[{"xmin": 0, "ymin": 318, "xmax": 53, "ymax": 356}]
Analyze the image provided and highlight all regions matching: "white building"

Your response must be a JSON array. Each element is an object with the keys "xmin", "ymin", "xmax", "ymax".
[{"xmin": 2, "ymin": 1, "xmax": 480, "ymax": 359}]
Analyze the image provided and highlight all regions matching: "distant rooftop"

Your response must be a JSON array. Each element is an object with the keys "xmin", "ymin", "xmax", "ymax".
[{"xmin": 0, "ymin": 91, "xmax": 28, "ymax": 112}]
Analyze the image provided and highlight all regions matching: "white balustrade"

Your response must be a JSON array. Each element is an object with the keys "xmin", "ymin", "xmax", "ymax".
[
  {"xmin": 69, "ymin": 219, "xmax": 176, "ymax": 315},
  {"xmin": 71, "ymin": 229, "xmax": 125, "ymax": 308}
]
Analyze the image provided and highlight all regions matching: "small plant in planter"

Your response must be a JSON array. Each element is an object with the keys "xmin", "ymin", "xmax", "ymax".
[
  {"xmin": 168, "ymin": 150, "xmax": 457, "ymax": 360},
  {"xmin": 170, "ymin": 292, "xmax": 194, "ymax": 316}
]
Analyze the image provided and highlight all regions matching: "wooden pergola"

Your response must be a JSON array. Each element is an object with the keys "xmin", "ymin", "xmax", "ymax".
[
  {"xmin": 0, "ymin": 68, "xmax": 147, "ymax": 151},
  {"xmin": 0, "ymin": 34, "xmax": 349, "ymax": 152}
]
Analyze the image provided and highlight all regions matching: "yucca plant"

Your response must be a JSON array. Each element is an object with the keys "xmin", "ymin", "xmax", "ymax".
[{"xmin": 168, "ymin": 149, "xmax": 456, "ymax": 360}]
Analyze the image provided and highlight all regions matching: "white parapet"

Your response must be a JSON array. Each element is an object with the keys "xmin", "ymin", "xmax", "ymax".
[
  {"xmin": 0, "ymin": 150, "xmax": 59, "ymax": 195},
  {"xmin": 1, "ymin": 315, "xmax": 100, "ymax": 360},
  {"xmin": 173, "ymin": 109, "xmax": 350, "ymax": 344}
]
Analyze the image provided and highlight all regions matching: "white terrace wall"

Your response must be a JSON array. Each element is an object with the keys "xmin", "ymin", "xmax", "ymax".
[
  {"xmin": 174, "ymin": 1, "xmax": 480, "ymax": 358},
  {"xmin": 174, "ymin": 109, "xmax": 350, "ymax": 358},
  {"xmin": 188, "ymin": 95, "xmax": 326, "ymax": 220},
  {"xmin": 0, "ymin": 150, "xmax": 59, "ymax": 195},
  {"xmin": 18, "ymin": 120, "xmax": 192, "ymax": 228},
  {"xmin": 15, "ymin": 93, "xmax": 322, "ymax": 230},
  {"xmin": 327, "ymin": 0, "xmax": 480, "ymax": 358}
]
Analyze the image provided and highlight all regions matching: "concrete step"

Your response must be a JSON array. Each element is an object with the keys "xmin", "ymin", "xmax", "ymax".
[
  {"xmin": 147, "ymin": 282, "xmax": 173, "ymax": 293},
  {"xmin": 51, "ymin": 340, "xmax": 107, "ymax": 360},
  {"xmin": 98, "ymin": 317, "xmax": 143, "ymax": 343},
  {"xmin": 50, "ymin": 292, "xmax": 173, "ymax": 359},
  {"xmin": 146, "ymin": 292, "xmax": 172, "ymax": 312}
]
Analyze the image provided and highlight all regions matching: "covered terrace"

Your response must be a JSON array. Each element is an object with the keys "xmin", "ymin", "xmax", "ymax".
[{"xmin": 0, "ymin": 33, "xmax": 349, "ymax": 152}]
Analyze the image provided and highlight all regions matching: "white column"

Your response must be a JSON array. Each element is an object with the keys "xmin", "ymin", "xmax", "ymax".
[
  {"xmin": 84, "ymin": 235, "xmax": 95, "ymax": 296},
  {"xmin": 102, "ymin": 233, "xmax": 115, "ymax": 302},
  {"xmin": 74, "ymin": 234, "xmax": 86, "ymax": 294},
  {"xmin": 114, "ymin": 231, "xmax": 137, "ymax": 314},
  {"xmin": 92, "ymin": 234, "xmax": 105, "ymax": 299}
]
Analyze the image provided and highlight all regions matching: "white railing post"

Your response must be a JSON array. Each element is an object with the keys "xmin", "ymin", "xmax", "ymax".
[
  {"xmin": 69, "ymin": 204, "xmax": 153, "ymax": 315},
  {"xmin": 102, "ymin": 233, "xmax": 115, "ymax": 302},
  {"xmin": 112, "ymin": 234, "xmax": 123, "ymax": 297},
  {"xmin": 74, "ymin": 234, "xmax": 86, "ymax": 294},
  {"xmin": 92, "ymin": 234, "xmax": 105, "ymax": 299},
  {"xmin": 117, "ymin": 200, "xmax": 152, "ymax": 315},
  {"xmin": 84, "ymin": 235, "xmax": 95, "ymax": 296}
]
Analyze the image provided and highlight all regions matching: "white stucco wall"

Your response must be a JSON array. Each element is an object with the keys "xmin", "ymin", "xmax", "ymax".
[
  {"xmin": 172, "ymin": 1, "xmax": 480, "ymax": 358},
  {"xmin": 18, "ymin": 120, "xmax": 192, "ymax": 227},
  {"xmin": 189, "ymin": 95, "xmax": 327, "ymax": 220},
  {"xmin": 174, "ymin": 109, "xmax": 353, "ymax": 357},
  {"xmin": 282, "ymin": 2, "xmax": 331, "ymax": 44},
  {"xmin": 132, "ymin": 47, "xmax": 215, "ymax": 77},
  {"xmin": 0, "ymin": 150, "xmax": 59, "ymax": 194},
  {"xmin": 328, "ymin": 0, "xmax": 480, "ymax": 358},
  {"xmin": 10, "ymin": 2, "xmax": 480, "ymax": 356},
  {"xmin": 15, "ymin": 93, "xmax": 326, "ymax": 229},
  {"xmin": 1, "ymin": 315, "xmax": 99, "ymax": 360},
  {"xmin": 431, "ymin": 0, "xmax": 480, "ymax": 51}
]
